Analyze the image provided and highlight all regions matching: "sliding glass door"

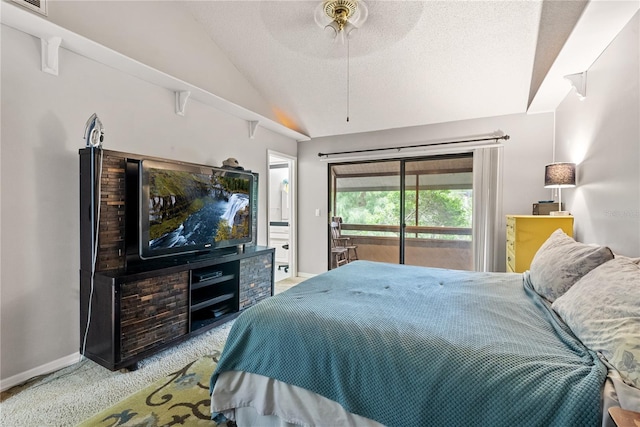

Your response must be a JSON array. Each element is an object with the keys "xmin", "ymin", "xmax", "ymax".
[
  {"xmin": 329, "ymin": 153, "xmax": 473, "ymax": 270},
  {"xmin": 330, "ymin": 161, "xmax": 401, "ymax": 266},
  {"xmin": 402, "ymin": 156, "xmax": 473, "ymax": 269}
]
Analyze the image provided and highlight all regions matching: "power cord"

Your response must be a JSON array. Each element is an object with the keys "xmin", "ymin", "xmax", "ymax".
[{"xmin": 80, "ymin": 147, "xmax": 104, "ymax": 361}]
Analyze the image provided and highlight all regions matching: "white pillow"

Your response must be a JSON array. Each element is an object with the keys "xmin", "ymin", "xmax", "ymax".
[
  {"xmin": 552, "ymin": 257, "xmax": 640, "ymax": 389},
  {"xmin": 614, "ymin": 254, "xmax": 640, "ymax": 265},
  {"xmin": 529, "ymin": 229, "xmax": 613, "ymax": 302}
]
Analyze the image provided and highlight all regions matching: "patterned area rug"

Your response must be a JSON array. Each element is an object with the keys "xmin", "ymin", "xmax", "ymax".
[{"xmin": 79, "ymin": 352, "xmax": 226, "ymax": 427}]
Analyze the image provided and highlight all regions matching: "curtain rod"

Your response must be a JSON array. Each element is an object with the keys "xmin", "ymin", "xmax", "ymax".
[{"xmin": 317, "ymin": 135, "xmax": 510, "ymax": 158}]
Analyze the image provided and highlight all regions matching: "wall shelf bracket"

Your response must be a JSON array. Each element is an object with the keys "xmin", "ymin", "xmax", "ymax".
[
  {"xmin": 41, "ymin": 36, "xmax": 61, "ymax": 76},
  {"xmin": 175, "ymin": 91, "xmax": 191, "ymax": 116},
  {"xmin": 248, "ymin": 120, "xmax": 260, "ymax": 139},
  {"xmin": 564, "ymin": 71, "xmax": 587, "ymax": 100}
]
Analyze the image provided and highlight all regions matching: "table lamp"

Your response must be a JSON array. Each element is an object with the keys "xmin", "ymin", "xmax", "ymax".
[{"xmin": 544, "ymin": 162, "xmax": 576, "ymax": 216}]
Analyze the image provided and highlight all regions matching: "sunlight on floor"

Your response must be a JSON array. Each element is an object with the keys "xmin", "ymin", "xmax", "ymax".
[{"xmin": 274, "ymin": 276, "xmax": 306, "ymax": 294}]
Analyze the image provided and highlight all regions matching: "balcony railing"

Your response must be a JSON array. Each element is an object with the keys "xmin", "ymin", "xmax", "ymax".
[
  {"xmin": 341, "ymin": 224, "xmax": 471, "ymax": 237},
  {"xmin": 335, "ymin": 223, "xmax": 473, "ymax": 270}
]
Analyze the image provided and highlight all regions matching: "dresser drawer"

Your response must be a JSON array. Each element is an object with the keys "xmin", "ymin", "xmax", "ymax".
[{"xmin": 505, "ymin": 215, "xmax": 574, "ymax": 273}]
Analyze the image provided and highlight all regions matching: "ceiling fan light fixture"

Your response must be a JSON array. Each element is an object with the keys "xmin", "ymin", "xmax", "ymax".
[
  {"xmin": 343, "ymin": 21, "xmax": 358, "ymax": 38},
  {"xmin": 324, "ymin": 21, "xmax": 340, "ymax": 39},
  {"xmin": 314, "ymin": 0, "xmax": 368, "ymax": 41}
]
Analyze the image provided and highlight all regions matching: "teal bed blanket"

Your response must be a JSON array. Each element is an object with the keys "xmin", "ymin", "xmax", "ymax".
[{"xmin": 211, "ymin": 261, "xmax": 606, "ymax": 426}]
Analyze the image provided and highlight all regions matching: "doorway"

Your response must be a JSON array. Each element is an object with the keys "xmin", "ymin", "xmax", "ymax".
[{"xmin": 268, "ymin": 151, "xmax": 297, "ymax": 282}]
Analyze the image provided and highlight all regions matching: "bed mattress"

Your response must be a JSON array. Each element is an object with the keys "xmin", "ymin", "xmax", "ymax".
[{"xmin": 210, "ymin": 261, "xmax": 607, "ymax": 426}]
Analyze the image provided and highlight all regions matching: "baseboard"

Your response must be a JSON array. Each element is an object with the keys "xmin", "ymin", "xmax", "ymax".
[{"xmin": 0, "ymin": 352, "xmax": 80, "ymax": 392}]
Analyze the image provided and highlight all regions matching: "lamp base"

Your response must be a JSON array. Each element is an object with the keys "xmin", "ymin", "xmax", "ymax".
[{"xmin": 550, "ymin": 210, "xmax": 571, "ymax": 216}]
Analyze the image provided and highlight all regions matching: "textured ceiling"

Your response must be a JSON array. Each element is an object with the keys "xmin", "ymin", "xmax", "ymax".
[{"xmin": 182, "ymin": 1, "xmax": 584, "ymax": 139}]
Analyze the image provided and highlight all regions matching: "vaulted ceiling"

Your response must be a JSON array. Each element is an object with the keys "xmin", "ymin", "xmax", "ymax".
[{"xmin": 180, "ymin": 0, "xmax": 590, "ymax": 138}]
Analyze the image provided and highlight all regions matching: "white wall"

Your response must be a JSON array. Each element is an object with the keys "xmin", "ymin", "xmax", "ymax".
[
  {"xmin": 0, "ymin": 24, "xmax": 296, "ymax": 383},
  {"xmin": 44, "ymin": 0, "xmax": 276, "ymax": 123},
  {"xmin": 297, "ymin": 112, "xmax": 555, "ymax": 275},
  {"xmin": 555, "ymin": 11, "xmax": 640, "ymax": 256}
]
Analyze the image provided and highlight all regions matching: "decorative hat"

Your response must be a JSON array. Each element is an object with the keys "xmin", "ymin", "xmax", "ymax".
[{"xmin": 222, "ymin": 158, "xmax": 242, "ymax": 169}]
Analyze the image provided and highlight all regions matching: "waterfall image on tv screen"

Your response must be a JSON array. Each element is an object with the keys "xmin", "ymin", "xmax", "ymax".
[{"xmin": 140, "ymin": 161, "xmax": 252, "ymax": 258}]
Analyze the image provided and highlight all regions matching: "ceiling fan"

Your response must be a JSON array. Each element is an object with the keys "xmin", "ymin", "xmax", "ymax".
[
  {"xmin": 314, "ymin": 0, "xmax": 369, "ymax": 43},
  {"xmin": 313, "ymin": 0, "xmax": 369, "ymax": 122}
]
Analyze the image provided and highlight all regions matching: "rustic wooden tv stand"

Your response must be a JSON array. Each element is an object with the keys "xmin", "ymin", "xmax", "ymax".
[
  {"xmin": 79, "ymin": 148, "xmax": 273, "ymax": 371},
  {"xmin": 80, "ymin": 247, "xmax": 273, "ymax": 371}
]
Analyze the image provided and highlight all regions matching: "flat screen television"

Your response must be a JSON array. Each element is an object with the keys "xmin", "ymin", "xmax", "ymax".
[{"xmin": 139, "ymin": 159, "xmax": 253, "ymax": 259}]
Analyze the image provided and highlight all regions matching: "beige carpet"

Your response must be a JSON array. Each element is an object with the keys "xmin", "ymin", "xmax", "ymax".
[
  {"xmin": 78, "ymin": 353, "xmax": 224, "ymax": 427},
  {"xmin": 0, "ymin": 322, "xmax": 232, "ymax": 427},
  {"xmin": 1, "ymin": 277, "xmax": 306, "ymax": 427}
]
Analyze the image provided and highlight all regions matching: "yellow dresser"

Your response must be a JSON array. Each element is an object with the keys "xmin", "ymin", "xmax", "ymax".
[{"xmin": 506, "ymin": 215, "xmax": 574, "ymax": 273}]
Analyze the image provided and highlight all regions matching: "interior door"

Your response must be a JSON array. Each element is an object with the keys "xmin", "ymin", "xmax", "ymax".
[{"xmin": 268, "ymin": 151, "xmax": 297, "ymax": 281}]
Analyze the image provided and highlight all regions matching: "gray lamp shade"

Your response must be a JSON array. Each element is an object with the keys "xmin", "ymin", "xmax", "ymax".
[{"xmin": 544, "ymin": 162, "xmax": 576, "ymax": 188}]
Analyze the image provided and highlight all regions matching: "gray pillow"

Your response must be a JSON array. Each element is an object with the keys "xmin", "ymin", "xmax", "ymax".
[
  {"xmin": 529, "ymin": 229, "xmax": 613, "ymax": 301},
  {"xmin": 552, "ymin": 257, "xmax": 640, "ymax": 389}
]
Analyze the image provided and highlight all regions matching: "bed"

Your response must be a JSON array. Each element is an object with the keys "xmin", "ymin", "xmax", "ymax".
[{"xmin": 210, "ymin": 230, "xmax": 640, "ymax": 426}]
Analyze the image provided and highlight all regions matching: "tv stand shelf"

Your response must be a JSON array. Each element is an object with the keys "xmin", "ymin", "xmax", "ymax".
[
  {"xmin": 191, "ymin": 293, "xmax": 234, "ymax": 311},
  {"xmin": 79, "ymin": 148, "xmax": 274, "ymax": 371},
  {"xmin": 189, "ymin": 262, "xmax": 239, "ymax": 332},
  {"xmin": 191, "ymin": 274, "xmax": 235, "ymax": 291}
]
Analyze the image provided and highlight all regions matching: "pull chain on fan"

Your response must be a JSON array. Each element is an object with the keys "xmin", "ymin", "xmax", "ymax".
[
  {"xmin": 346, "ymin": 37, "xmax": 350, "ymax": 122},
  {"xmin": 314, "ymin": 0, "xmax": 368, "ymax": 123}
]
